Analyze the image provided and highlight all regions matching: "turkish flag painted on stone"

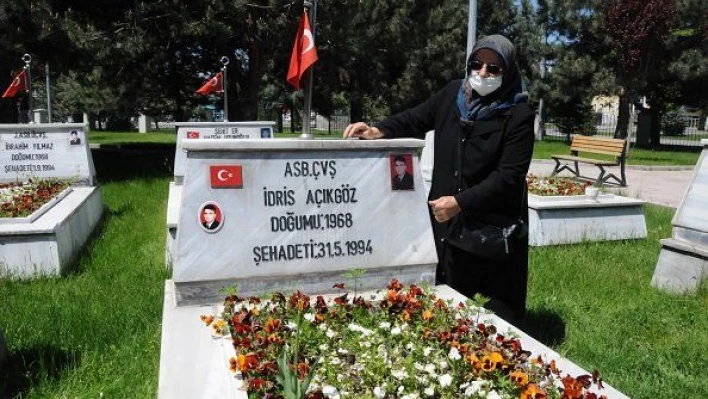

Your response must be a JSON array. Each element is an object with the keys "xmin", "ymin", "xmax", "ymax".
[
  {"xmin": 286, "ymin": 11, "xmax": 318, "ymax": 90},
  {"xmin": 196, "ymin": 71, "xmax": 223, "ymax": 95},
  {"xmin": 186, "ymin": 131, "xmax": 200, "ymax": 139},
  {"xmin": 2, "ymin": 70, "xmax": 27, "ymax": 98},
  {"xmin": 210, "ymin": 165, "xmax": 243, "ymax": 188}
]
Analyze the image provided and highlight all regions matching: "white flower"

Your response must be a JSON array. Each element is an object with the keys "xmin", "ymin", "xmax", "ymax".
[
  {"xmin": 286, "ymin": 321, "xmax": 298, "ymax": 330},
  {"xmin": 424, "ymin": 363, "xmax": 436, "ymax": 375},
  {"xmin": 392, "ymin": 369, "xmax": 408, "ymax": 380},
  {"xmin": 438, "ymin": 373, "xmax": 452, "ymax": 387},
  {"xmin": 487, "ymin": 390, "xmax": 502, "ymax": 399},
  {"xmin": 406, "ymin": 342, "xmax": 415, "ymax": 351},
  {"xmin": 303, "ymin": 312, "xmax": 315, "ymax": 322},
  {"xmin": 326, "ymin": 329, "xmax": 336, "ymax": 338},
  {"xmin": 373, "ymin": 386, "xmax": 386, "ymax": 399},
  {"xmin": 397, "ymin": 385, "xmax": 405, "ymax": 394},
  {"xmin": 359, "ymin": 340, "xmax": 371, "ymax": 348},
  {"xmin": 379, "ymin": 321, "xmax": 391, "ymax": 330},
  {"xmin": 439, "ymin": 360, "xmax": 449, "ymax": 370},
  {"xmin": 448, "ymin": 347, "xmax": 461, "ymax": 360},
  {"xmin": 402, "ymin": 394, "xmax": 419, "ymax": 399},
  {"xmin": 423, "ymin": 347, "xmax": 432, "ymax": 356},
  {"xmin": 329, "ymin": 357, "xmax": 341, "ymax": 365},
  {"xmin": 337, "ymin": 348, "xmax": 349, "ymax": 354},
  {"xmin": 319, "ymin": 323, "xmax": 328, "ymax": 331},
  {"xmin": 424, "ymin": 387, "xmax": 435, "ymax": 397},
  {"xmin": 322, "ymin": 385, "xmax": 338, "ymax": 397},
  {"xmin": 319, "ymin": 343, "xmax": 329, "ymax": 351},
  {"xmin": 391, "ymin": 327, "xmax": 402, "ymax": 335},
  {"xmin": 463, "ymin": 381, "xmax": 485, "ymax": 396}
]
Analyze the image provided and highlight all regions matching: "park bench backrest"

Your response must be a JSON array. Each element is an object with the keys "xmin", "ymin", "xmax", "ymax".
[{"xmin": 571, "ymin": 136, "xmax": 626, "ymax": 160}]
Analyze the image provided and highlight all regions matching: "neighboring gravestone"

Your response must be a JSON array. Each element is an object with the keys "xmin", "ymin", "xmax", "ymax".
[
  {"xmin": 528, "ymin": 193, "xmax": 647, "ymax": 246},
  {"xmin": 0, "ymin": 123, "xmax": 95, "ymax": 185},
  {"xmin": 652, "ymin": 139, "xmax": 708, "ymax": 293},
  {"xmin": 0, "ymin": 123, "xmax": 103, "ymax": 278},
  {"xmin": 171, "ymin": 138, "xmax": 436, "ymax": 305},
  {"xmin": 165, "ymin": 122, "xmax": 275, "ymax": 265}
]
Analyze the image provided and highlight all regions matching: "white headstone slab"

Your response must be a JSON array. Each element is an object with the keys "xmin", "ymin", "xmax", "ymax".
[
  {"xmin": 173, "ymin": 139, "xmax": 437, "ymax": 297},
  {"xmin": 672, "ymin": 139, "xmax": 708, "ymax": 242},
  {"xmin": 0, "ymin": 123, "xmax": 95, "ymax": 185},
  {"xmin": 173, "ymin": 122, "xmax": 274, "ymax": 184}
]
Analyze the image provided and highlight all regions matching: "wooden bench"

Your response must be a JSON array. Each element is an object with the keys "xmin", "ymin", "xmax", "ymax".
[{"xmin": 551, "ymin": 135, "xmax": 628, "ymax": 186}]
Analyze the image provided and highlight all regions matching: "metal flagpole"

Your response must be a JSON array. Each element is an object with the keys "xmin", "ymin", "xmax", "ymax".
[
  {"xmin": 221, "ymin": 56, "xmax": 229, "ymax": 122},
  {"xmin": 46, "ymin": 63, "xmax": 52, "ymax": 123},
  {"xmin": 466, "ymin": 0, "xmax": 477, "ymax": 63},
  {"xmin": 299, "ymin": 0, "xmax": 317, "ymax": 140},
  {"xmin": 22, "ymin": 54, "xmax": 32, "ymax": 124}
]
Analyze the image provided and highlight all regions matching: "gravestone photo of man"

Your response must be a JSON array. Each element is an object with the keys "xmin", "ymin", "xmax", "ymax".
[
  {"xmin": 69, "ymin": 130, "xmax": 81, "ymax": 145},
  {"xmin": 391, "ymin": 154, "xmax": 414, "ymax": 191},
  {"xmin": 198, "ymin": 202, "xmax": 223, "ymax": 233}
]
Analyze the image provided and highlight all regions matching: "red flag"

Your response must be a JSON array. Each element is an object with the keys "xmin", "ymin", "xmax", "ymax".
[
  {"xmin": 196, "ymin": 71, "xmax": 223, "ymax": 95},
  {"xmin": 186, "ymin": 131, "xmax": 200, "ymax": 139},
  {"xmin": 210, "ymin": 165, "xmax": 243, "ymax": 188},
  {"xmin": 287, "ymin": 11, "xmax": 318, "ymax": 90},
  {"xmin": 2, "ymin": 70, "xmax": 27, "ymax": 99}
]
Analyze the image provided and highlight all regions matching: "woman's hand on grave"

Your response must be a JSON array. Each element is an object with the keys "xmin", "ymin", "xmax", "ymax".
[
  {"xmin": 428, "ymin": 196, "xmax": 461, "ymax": 223},
  {"xmin": 343, "ymin": 122, "xmax": 384, "ymax": 140}
]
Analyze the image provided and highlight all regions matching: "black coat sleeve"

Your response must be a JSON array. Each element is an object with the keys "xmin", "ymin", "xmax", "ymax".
[{"xmin": 373, "ymin": 81, "xmax": 458, "ymax": 139}]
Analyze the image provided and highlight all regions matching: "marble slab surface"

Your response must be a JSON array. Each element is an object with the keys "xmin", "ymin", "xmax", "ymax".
[
  {"xmin": 0, "ymin": 123, "xmax": 95, "ymax": 185},
  {"xmin": 172, "ymin": 139, "xmax": 436, "ymax": 303},
  {"xmin": 158, "ymin": 280, "xmax": 630, "ymax": 399},
  {"xmin": 173, "ymin": 122, "xmax": 275, "ymax": 183}
]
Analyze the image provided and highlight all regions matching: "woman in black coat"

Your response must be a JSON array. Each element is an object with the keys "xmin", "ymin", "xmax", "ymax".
[{"xmin": 344, "ymin": 34, "xmax": 535, "ymax": 323}]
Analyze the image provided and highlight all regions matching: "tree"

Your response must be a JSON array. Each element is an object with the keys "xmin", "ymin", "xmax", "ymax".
[{"xmin": 601, "ymin": 0, "xmax": 676, "ymax": 140}]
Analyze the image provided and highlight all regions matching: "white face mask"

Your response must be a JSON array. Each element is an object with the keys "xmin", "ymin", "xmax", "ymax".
[{"xmin": 468, "ymin": 71, "xmax": 502, "ymax": 97}]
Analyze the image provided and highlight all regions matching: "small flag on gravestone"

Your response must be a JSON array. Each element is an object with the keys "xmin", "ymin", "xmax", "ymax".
[
  {"xmin": 186, "ymin": 131, "xmax": 200, "ymax": 139},
  {"xmin": 209, "ymin": 165, "xmax": 242, "ymax": 188},
  {"xmin": 286, "ymin": 10, "xmax": 318, "ymax": 90},
  {"xmin": 2, "ymin": 70, "xmax": 27, "ymax": 98},
  {"xmin": 196, "ymin": 72, "xmax": 223, "ymax": 95}
]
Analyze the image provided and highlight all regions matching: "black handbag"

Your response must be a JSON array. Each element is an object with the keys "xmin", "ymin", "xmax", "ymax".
[
  {"xmin": 444, "ymin": 112, "xmax": 526, "ymax": 261},
  {"xmin": 446, "ymin": 217, "xmax": 525, "ymax": 261}
]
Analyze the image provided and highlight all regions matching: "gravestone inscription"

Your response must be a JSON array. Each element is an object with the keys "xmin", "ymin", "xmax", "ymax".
[
  {"xmin": 0, "ymin": 123, "xmax": 95, "ymax": 185},
  {"xmin": 172, "ymin": 139, "xmax": 437, "ymax": 305}
]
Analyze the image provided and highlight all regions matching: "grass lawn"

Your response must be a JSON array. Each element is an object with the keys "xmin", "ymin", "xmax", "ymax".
[
  {"xmin": 0, "ymin": 143, "xmax": 706, "ymax": 398},
  {"xmin": 87, "ymin": 130, "xmax": 700, "ymax": 166}
]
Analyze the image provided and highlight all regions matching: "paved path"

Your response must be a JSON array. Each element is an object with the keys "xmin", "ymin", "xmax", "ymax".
[{"xmin": 529, "ymin": 160, "xmax": 695, "ymax": 209}]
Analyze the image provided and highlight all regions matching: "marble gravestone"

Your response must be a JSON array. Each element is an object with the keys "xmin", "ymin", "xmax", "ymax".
[
  {"xmin": 528, "ymin": 193, "xmax": 647, "ymax": 246},
  {"xmin": 0, "ymin": 124, "xmax": 103, "ymax": 278},
  {"xmin": 171, "ymin": 138, "xmax": 437, "ymax": 305},
  {"xmin": 652, "ymin": 139, "xmax": 708, "ymax": 293},
  {"xmin": 165, "ymin": 122, "xmax": 274, "ymax": 265},
  {"xmin": 158, "ymin": 138, "xmax": 631, "ymax": 399}
]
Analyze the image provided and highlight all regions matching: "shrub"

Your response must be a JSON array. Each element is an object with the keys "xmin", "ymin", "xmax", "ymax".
[{"xmin": 661, "ymin": 110, "xmax": 685, "ymax": 136}]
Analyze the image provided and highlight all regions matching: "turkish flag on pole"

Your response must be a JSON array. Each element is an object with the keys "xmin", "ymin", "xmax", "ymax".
[
  {"xmin": 286, "ymin": 11, "xmax": 318, "ymax": 90},
  {"xmin": 2, "ymin": 70, "xmax": 27, "ymax": 99},
  {"xmin": 196, "ymin": 71, "xmax": 223, "ymax": 95}
]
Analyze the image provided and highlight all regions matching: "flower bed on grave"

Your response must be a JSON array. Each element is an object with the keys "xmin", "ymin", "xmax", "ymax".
[
  {"xmin": 0, "ymin": 179, "xmax": 71, "ymax": 218},
  {"xmin": 526, "ymin": 174, "xmax": 592, "ymax": 197},
  {"xmin": 201, "ymin": 280, "xmax": 607, "ymax": 399}
]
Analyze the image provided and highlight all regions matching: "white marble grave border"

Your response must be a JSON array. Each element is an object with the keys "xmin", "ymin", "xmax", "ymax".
[
  {"xmin": 158, "ymin": 280, "xmax": 630, "ymax": 399},
  {"xmin": 0, "ymin": 186, "xmax": 103, "ymax": 278},
  {"xmin": 528, "ymin": 193, "xmax": 647, "ymax": 246},
  {"xmin": 0, "ymin": 186, "xmax": 73, "ymax": 225}
]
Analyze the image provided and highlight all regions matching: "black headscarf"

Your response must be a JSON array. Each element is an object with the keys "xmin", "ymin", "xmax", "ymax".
[{"xmin": 457, "ymin": 34, "xmax": 525, "ymax": 121}]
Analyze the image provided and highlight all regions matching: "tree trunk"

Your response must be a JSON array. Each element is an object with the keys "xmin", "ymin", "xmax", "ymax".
[
  {"xmin": 614, "ymin": 91, "xmax": 630, "ymax": 139},
  {"xmin": 349, "ymin": 81, "xmax": 363, "ymax": 123},
  {"xmin": 648, "ymin": 106, "xmax": 662, "ymax": 149}
]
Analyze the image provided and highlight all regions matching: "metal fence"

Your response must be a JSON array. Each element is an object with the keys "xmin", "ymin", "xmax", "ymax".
[{"xmin": 544, "ymin": 115, "xmax": 706, "ymax": 147}]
